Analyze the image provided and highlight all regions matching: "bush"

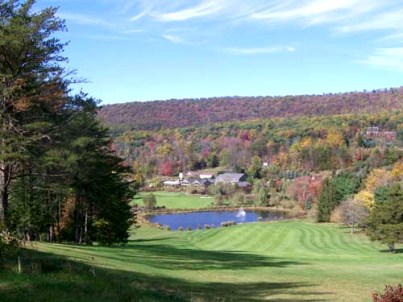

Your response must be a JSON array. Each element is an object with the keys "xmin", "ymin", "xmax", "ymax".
[
  {"xmin": 232, "ymin": 192, "xmax": 246, "ymax": 206},
  {"xmin": 177, "ymin": 226, "xmax": 184, "ymax": 231},
  {"xmin": 186, "ymin": 226, "xmax": 192, "ymax": 231},
  {"xmin": 220, "ymin": 220, "xmax": 237, "ymax": 228},
  {"xmin": 143, "ymin": 193, "xmax": 157, "ymax": 210},
  {"xmin": 0, "ymin": 229, "xmax": 20, "ymax": 267},
  {"xmin": 372, "ymin": 284, "xmax": 403, "ymax": 302}
]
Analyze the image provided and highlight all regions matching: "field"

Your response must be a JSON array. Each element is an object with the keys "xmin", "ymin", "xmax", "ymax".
[
  {"xmin": 1, "ymin": 220, "xmax": 402, "ymax": 301},
  {"xmin": 133, "ymin": 191, "xmax": 214, "ymax": 209}
]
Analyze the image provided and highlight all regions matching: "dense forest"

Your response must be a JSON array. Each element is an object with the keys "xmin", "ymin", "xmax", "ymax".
[
  {"xmin": 109, "ymin": 112, "xmax": 402, "ymax": 179},
  {"xmin": 98, "ymin": 90, "xmax": 403, "ymax": 130}
]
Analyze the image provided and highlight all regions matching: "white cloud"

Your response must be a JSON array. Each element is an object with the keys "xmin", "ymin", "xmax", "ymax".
[
  {"xmin": 224, "ymin": 46, "xmax": 296, "ymax": 55},
  {"xmin": 162, "ymin": 34, "xmax": 184, "ymax": 43},
  {"xmin": 154, "ymin": 0, "xmax": 226, "ymax": 22},
  {"xmin": 131, "ymin": 9, "xmax": 149, "ymax": 21},
  {"xmin": 338, "ymin": 9, "xmax": 403, "ymax": 33},
  {"xmin": 361, "ymin": 47, "xmax": 403, "ymax": 72},
  {"xmin": 59, "ymin": 13, "xmax": 112, "ymax": 27},
  {"xmin": 251, "ymin": 0, "xmax": 377, "ymax": 25}
]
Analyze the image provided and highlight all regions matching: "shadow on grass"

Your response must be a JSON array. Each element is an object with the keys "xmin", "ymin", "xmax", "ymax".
[
  {"xmin": 379, "ymin": 248, "xmax": 403, "ymax": 254},
  {"xmin": 111, "ymin": 242, "xmax": 308, "ymax": 271},
  {"xmin": 0, "ymin": 247, "xmax": 330, "ymax": 302}
]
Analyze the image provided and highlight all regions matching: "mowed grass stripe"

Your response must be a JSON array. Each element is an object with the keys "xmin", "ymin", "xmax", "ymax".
[
  {"xmin": 208, "ymin": 225, "xmax": 259, "ymax": 251},
  {"xmin": 190, "ymin": 226, "xmax": 248, "ymax": 250},
  {"xmin": 239, "ymin": 224, "xmax": 276, "ymax": 252}
]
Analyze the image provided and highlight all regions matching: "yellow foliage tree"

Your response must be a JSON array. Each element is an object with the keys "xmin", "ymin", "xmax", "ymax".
[
  {"xmin": 390, "ymin": 161, "xmax": 403, "ymax": 181},
  {"xmin": 300, "ymin": 137, "xmax": 313, "ymax": 149},
  {"xmin": 355, "ymin": 190, "xmax": 375, "ymax": 210},
  {"xmin": 325, "ymin": 130, "xmax": 345, "ymax": 148},
  {"xmin": 365, "ymin": 168, "xmax": 392, "ymax": 192}
]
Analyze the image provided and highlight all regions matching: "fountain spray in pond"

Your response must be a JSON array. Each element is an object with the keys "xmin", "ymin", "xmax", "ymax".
[{"xmin": 236, "ymin": 207, "xmax": 246, "ymax": 223}]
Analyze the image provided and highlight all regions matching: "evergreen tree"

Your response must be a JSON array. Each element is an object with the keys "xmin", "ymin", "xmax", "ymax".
[
  {"xmin": 317, "ymin": 178, "xmax": 338, "ymax": 222},
  {"xmin": 317, "ymin": 173, "xmax": 360, "ymax": 223},
  {"xmin": 366, "ymin": 184, "xmax": 403, "ymax": 253},
  {"xmin": 0, "ymin": 0, "xmax": 67, "ymax": 225}
]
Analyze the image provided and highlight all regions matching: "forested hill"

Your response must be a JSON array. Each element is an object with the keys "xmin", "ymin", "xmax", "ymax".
[{"xmin": 98, "ymin": 88, "xmax": 403, "ymax": 130}]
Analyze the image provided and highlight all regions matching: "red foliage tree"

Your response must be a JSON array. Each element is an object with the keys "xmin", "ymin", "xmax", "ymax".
[{"xmin": 159, "ymin": 160, "xmax": 174, "ymax": 176}]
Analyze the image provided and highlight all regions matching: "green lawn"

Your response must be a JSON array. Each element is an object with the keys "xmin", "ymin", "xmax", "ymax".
[
  {"xmin": 132, "ymin": 191, "xmax": 213, "ymax": 209},
  {"xmin": 1, "ymin": 221, "xmax": 402, "ymax": 301}
]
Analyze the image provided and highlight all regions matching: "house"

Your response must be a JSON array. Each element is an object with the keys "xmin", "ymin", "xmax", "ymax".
[
  {"xmin": 194, "ymin": 179, "xmax": 213, "ymax": 187},
  {"xmin": 382, "ymin": 131, "xmax": 396, "ymax": 141},
  {"xmin": 366, "ymin": 127, "xmax": 379, "ymax": 137},
  {"xmin": 181, "ymin": 178, "xmax": 196, "ymax": 186},
  {"xmin": 181, "ymin": 177, "xmax": 212, "ymax": 187},
  {"xmin": 215, "ymin": 173, "xmax": 248, "ymax": 185},
  {"xmin": 163, "ymin": 180, "xmax": 180, "ymax": 187}
]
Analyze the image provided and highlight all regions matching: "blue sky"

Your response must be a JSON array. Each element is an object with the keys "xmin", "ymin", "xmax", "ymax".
[{"xmin": 38, "ymin": 0, "xmax": 403, "ymax": 104}]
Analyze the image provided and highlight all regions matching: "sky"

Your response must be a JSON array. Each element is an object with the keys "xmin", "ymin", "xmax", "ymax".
[{"xmin": 37, "ymin": 0, "xmax": 403, "ymax": 105}]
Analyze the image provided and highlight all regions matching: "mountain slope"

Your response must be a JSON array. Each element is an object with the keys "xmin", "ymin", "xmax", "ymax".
[{"xmin": 98, "ymin": 88, "xmax": 403, "ymax": 130}]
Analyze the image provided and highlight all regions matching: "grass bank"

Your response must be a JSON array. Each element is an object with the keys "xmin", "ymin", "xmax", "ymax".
[
  {"xmin": 1, "ymin": 221, "xmax": 402, "ymax": 301},
  {"xmin": 132, "ymin": 191, "xmax": 213, "ymax": 209}
]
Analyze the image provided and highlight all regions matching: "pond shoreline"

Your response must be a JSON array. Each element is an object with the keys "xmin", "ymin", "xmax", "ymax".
[{"xmin": 139, "ymin": 206, "xmax": 303, "ymax": 230}]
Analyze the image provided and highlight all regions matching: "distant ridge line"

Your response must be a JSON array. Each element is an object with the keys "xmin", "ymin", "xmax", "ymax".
[{"xmin": 98, "ymin": 88, "xmax": 403, "ymax": 130}]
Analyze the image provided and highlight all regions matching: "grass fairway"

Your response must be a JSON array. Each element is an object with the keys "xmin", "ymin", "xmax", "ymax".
[
  {"xmin": 133, "ymin": 191, "xmax": 213, "ymax": 209},
  {"xmin": 1, "ymin": 221, "xmax": 402, "ymax": 301}
]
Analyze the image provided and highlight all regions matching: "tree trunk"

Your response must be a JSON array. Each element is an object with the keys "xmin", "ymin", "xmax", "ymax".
[
  {"xmin": 388, "ymin": 242, "xmax": 395, "ymax": 253},
  {"xmin": 0, "ymin": 164, "xmax": 10, "ymax": 226}
]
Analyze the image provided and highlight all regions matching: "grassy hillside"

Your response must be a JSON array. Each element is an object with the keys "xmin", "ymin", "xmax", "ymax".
[
  {"xmin": 132, "ymin": 191, "xmax": 213, "ymax": 209},
  {"xmin": 1, "ymin": 221, "xmax": 402, "ymax": 301}
]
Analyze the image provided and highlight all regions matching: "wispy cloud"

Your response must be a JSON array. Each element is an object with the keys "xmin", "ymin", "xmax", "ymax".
[
  {"xmin": 60, "ymin": 1, "xmax": 403, "ymax": 40},
  {"xmin": 338, "ymin": 9, "xmax": 403, "ymax": 34},
  {"xmin": 251, "ymin": 0, "xmax": 378, "ymax": 25},
  {"xmin": 153, "ymin": 0, "xmax": 226, "ymax": 22},
  {"xmin": 131, "ymin": 9, "xmax": 149, "ymax": 21},
  {"xmin": 224, "ymin": 46, "xmax": 296, "ymax": 55},
  {"xmin": 361, "ymin": 47, "xmax": 403, "ymax": 72},
  {"xmin": 59, "ymin": 12, "xmax": 112, "ymax": 27},
  {"xmin": 162, "ymin": 34, "xmax": 184, "ymax": 44}
]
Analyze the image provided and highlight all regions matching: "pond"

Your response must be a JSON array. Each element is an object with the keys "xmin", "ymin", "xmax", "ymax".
[{"xmin": 148, "ymin": 208, "xmax": 288, "ymax": 230}]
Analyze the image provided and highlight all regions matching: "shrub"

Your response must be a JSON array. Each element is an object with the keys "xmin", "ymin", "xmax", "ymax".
[
  {"xmin": 232, "ymin": 192, "xmax": 246, "ymax": 206},
  {"xmin": 143, "ymin": 193, "xmax": 157, "ymax": 210},
  {"xmin": 186, "ymin": 226, "xmax": 192, "ymax": 231},
  {"xmin": 0, "ymin": 229, "xmax": 20, "ymax": 267},
  {"xmin": 372, "ymin": 284, "xmax": 403, "ymax": 302},
  {"xmin": 177, "ymin": 226, "xmax": 184, "ymax": 231}
]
